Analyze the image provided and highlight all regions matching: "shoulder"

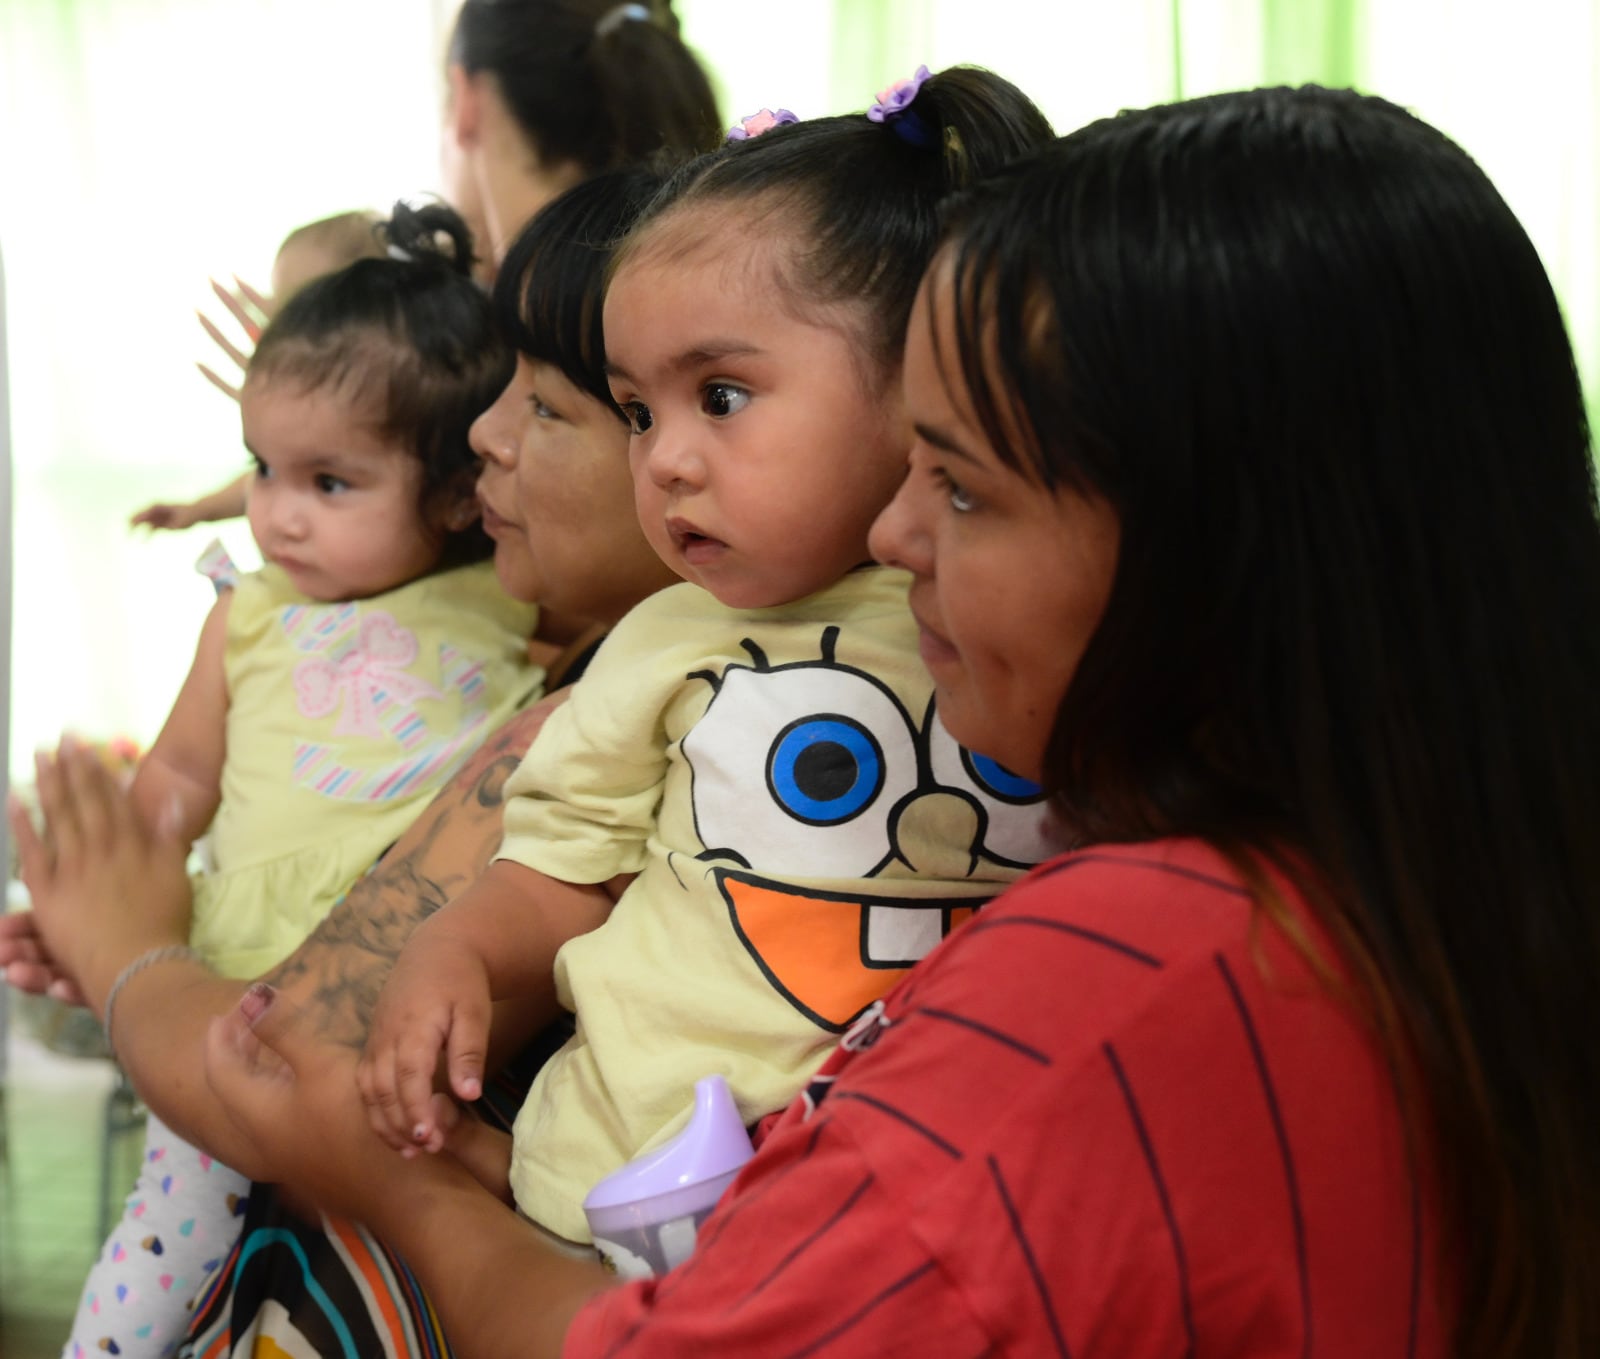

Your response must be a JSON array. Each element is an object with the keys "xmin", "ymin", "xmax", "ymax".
[
  {"xmin": 894, "ymin": 840, "xmax": 1345, "ymax": 1085},
  {"xmin": 217, "ymin": 565, "xmax": 290, "ymax": 647},
  {"xmin": 773, "ymin": 841, "xmax": 1425, "ymax": 1352},
  {"xmin": 854, "ymin": 839, "xmax": 1267, "ymax": 1084},
  {"xmin": 962, "ymin": 839, "xmax": 1260, "ymax": 971}
]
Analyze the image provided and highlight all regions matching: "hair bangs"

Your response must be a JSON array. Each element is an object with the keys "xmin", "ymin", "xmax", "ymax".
[
  {"xmin": 495, "ymin": 220, "xmax": 611, "ymax": 408},
  {"xmin": 495, "ymin": 167, "xmax": 669, "ymax": 415},
  {"xmin": 940, "ymin": 185, "xmax": 1102, "ymax": 503}
]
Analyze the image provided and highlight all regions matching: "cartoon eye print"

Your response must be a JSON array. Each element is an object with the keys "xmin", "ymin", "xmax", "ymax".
[
  {"xmin": 683, "ymin": 635, "xmax": 921, "ymax": 879},
  {"xmin": 924, "ymin": 710, "xmax": 1060, "ymax": 869}
]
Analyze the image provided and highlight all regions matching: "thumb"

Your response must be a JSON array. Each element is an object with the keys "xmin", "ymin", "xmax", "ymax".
[
  {"xmin": 207, "ymin": 983, "xmax": 297, "ymax": 1090},
  {"xmin": 445, "ymin": 997, "xmax": 488, "ymax": 1103}
]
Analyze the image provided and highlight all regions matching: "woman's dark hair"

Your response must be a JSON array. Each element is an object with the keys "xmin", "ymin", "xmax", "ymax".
[
  {"xmin": 449, "ymin": 0, "xmax": 721, "ymax": 175},
  {"xmin": 493, "ymin": 165, "xmax": 668, "ymax": 413},
  {"xmin": 617, "ymin": 64, "xmax": 1054, "ymax": 376},
  {"xmin": 249, "ymin": 200, "xmax": 512, "ymax": 566},
  {"xmin": 938, "ymin": 85, "xmax": 1600, "ymax": 1357}
]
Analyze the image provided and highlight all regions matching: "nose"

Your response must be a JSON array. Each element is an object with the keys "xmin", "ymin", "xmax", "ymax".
[
  {"xmin": 640, "ymin": 422, "xmax": 705, "ymax": 493},
  {"xmin": 470, "ymin": 390, "xmax": 518, "ymax": 469},
  {"xmin": 261, "ymin": 485, "xmax": 307, "ymax": 542},
  {"xmin": 868, "ymin": 465, "xmax": 930, "ymax": 576}
]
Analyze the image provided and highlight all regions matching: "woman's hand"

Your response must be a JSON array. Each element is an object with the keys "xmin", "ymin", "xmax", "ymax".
[
  {"xmin": 7, "ymin": 738, "xmax": 194, "ymax": 1010},
  {"xmin": 207, "ymin": 983, "xmax": 615, "ymax": 1356},
  {"xmin": 205, "ymin": 982, "xmax": 412, "ymax": 1209},
  {"xmin": 206, "ymin": 984, "xmax": 475, "ymax": 1206}
]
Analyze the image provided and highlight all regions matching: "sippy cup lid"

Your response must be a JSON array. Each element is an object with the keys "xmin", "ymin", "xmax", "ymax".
[{"xmin": 583, "ymin": 1073, "xmax": 755, "ymax": 1211}]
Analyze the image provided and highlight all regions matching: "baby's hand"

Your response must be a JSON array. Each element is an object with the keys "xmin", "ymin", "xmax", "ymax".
[
  {"xmin": 129, "ymin": 500, "xmax": 203, "ymax": 531},
  {"xmin": 358, "ymin": 932, "xmax": 492, "ymax": 1153},
  {"xmin": 0, "ymin": 909, "xmax": 85, "ymax": 1004}
]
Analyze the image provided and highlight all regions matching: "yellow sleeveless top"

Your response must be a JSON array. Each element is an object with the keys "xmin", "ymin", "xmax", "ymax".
[{"xmin": 190, "ymin": 559, "xmax": 541, "ymax": 978}]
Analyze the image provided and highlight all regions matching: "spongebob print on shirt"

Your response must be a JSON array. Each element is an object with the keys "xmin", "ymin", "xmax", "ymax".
[
  {"xmin": 684, "ymin": 623, "xmax": 1058, "ymax": 1031},
  {"xmin": 499, "ymin": 568, "xmax": 1065, "ymax": 1242}
]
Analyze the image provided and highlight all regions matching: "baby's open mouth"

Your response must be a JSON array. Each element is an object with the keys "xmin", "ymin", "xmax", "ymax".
[{"xmin": 668, "ymin": 520, "xmax": 726, "ymax": 557}]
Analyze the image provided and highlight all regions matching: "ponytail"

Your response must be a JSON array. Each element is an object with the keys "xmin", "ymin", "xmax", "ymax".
[
  {"xmin": 618, "ymin": 64, "xmax": 1054, "ymax": 374},
  {"xmin": 449, "ymin": 0, "xmax": 721, "ymax": 174}
]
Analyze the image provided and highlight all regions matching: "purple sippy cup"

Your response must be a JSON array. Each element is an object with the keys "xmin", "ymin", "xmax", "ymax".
[{"xmin": 582, "ymin": 1073, "xmax": 754, "ymax": 1279}]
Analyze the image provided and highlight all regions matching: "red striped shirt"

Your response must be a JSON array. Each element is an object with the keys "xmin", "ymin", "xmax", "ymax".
[{"xmin": 567, "ymin": 840, "xmax": 1446, "ymax": 1358}]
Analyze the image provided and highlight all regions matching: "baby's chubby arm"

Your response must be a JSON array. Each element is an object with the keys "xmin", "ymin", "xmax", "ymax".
[
  {"xmin": 129, "ymin": 591, "xmax": 231, "ymax": 846},
  {"xmin": 361, "ymin": 614, "xmax": 670, "ymax": 1154},
  {"xmin": 358, "ymin": 858, "xmax": 615, "ymax": 1152}
]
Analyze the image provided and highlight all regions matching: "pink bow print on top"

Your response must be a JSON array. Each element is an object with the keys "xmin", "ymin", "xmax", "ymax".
[{"xmin": 293, "ymin": 612, "xmax": 441, "ymax": 737}]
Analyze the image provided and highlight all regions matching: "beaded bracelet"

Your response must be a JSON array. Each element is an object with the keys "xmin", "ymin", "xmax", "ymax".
[{"xmin": 102, "ymin": 944, "xmax": 201, "ymax": 1059}]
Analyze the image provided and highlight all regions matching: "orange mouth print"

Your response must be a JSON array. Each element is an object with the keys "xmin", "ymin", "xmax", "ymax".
[{"xmin": 716, "ymin": 867, "xmax": 981, "ymax": 1031}]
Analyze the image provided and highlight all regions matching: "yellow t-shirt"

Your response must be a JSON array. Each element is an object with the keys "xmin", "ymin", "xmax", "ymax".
[
  {"xmin": 190, "ymin": 560, "xmax": 541, "ymax": 978},
  {"xmin": 498, "ymin": 567, "xmax": 1065, "ymax": 1241}
]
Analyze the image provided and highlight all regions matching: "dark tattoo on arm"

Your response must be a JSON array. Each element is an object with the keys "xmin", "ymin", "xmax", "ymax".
[{"xmin": 263, "ymin": 714, "xmax": 541, "ymax": 1051}]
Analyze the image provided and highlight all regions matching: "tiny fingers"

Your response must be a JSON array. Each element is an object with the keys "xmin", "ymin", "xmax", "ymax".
[
  {"xmin": 210, "ymin": 277, "xmax": 263, "ymax": 342},
  {"xmin": 445, "ymin": 1000, "xmax": 488, "ymax": 1104},
  {"xmin": 357, "ymin": 1038, "xmax": 429, "ymax": 1151},
  {"xmin": 196, "ymin": 311, "xmax": 250, "ymax": 371},
  {"xmin": 196, "ymin": 363, "xmax": 242, "ymax": 402},
  {"xmin": 234, "ymin": 275, "xmax": 272, "ymax": 317},
  {"xmin": 395, "ymin": 1030, "xmax": 449, "ymax": 1151}
]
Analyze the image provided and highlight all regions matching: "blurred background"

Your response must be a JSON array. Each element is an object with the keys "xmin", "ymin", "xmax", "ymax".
[{"xmin": 0, "ymin": 0, "xmax": 1596, "ymax": 778}]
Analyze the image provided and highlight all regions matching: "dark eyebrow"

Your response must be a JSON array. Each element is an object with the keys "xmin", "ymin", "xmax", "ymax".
[
  {"xmin": 605, "ymin": 339, "xmax": 765, "ymax": 384},
  {"xmin": 914, "ymin": 420, "xmax": 982, "ymax": 466}
]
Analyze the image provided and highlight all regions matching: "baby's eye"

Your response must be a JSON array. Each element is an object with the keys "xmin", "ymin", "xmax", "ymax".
[
  {"xmin": 619, "ymin": 401, "xmax": 653, "ymax": 436},
  {"xmin": 315, "ymin": 473, "xmax": 351, "ymax": 495},
  {"xmin": 251, "ymin": 455, "xmax": 272, "ymax": 480},
  {"xmin": 702, "ymin": 383, "xmax": 750, "ymax": 419}
]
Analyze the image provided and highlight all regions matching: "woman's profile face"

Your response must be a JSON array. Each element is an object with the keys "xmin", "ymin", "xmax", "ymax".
[
  {"xmin": 472, "ymin": 355, "xmax": 677, "ymax": 624},
  {"xmin": 870, "ymin": 270, "xmax": 1121, "ymax": 782}
]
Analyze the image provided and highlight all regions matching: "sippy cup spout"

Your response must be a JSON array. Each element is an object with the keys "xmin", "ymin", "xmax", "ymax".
[
  {"xmin": 682, "ymin": 1073, "xmax": 755, "ymax": 1179},
  {"xmin": 583, "ymin": 1073, "xmax": 753, "ymax": 1210},
  {"xmin": 583, "ymin": 1074, "xmax": 757, "ymax": 1280}
]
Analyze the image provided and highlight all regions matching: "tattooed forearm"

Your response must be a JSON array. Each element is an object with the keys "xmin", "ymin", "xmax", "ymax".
[
  {"xmin": 475, "ymin": 752, "xmax": 523, "ymax": 811},
  {"xmin": 262, "ymin": 708, "xmax": 545, "ymax": 1051}
]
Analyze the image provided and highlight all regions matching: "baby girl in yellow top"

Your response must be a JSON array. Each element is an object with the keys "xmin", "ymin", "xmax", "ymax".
[
  {"xmin": 62, "ymin": 202, "xmax": 539, "ymax": 1359},
  {"xmin": 359, "ymin": 66, "xmax": 1061, "ymax": 1246}
]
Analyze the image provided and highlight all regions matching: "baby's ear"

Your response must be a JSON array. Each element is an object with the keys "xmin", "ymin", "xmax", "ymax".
[{"xmin": 441, "ymin": 492, "xmax": 480, "ymax": 532}]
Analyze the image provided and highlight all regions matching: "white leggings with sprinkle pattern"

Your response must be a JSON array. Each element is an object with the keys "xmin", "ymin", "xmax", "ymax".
[{"xmin": 64, "ymin": 1112, "xmax": 249, "ymax": 1359}]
